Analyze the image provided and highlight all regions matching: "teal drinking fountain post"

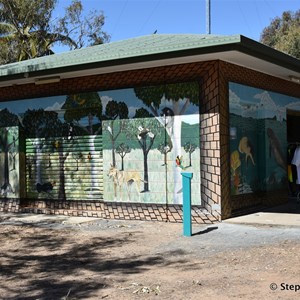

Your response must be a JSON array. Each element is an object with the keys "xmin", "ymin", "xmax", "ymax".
[{"xmin": 181, "ymin": 172, "xmax": 193, "ymax": 237}]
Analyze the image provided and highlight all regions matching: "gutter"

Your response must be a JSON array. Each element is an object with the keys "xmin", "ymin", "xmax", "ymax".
[{"xmin": 0, "ymin": 35, "xmax": 299, "ymax": 86}]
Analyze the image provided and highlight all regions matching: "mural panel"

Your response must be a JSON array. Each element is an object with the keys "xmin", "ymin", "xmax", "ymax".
[
  {"xmin": 0, "ymin": 126, "xmax": 20, "ymax": 198},
  {"xmin": 0, "ymin": 81, "xmax": 201, "ymax": 204},
  {"xmin": 229, "ymin": 82, "xmax": 300, "ymax": 196}
]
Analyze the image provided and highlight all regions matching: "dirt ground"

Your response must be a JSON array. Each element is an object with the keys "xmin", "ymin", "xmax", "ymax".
[{"xmin": 0, "ymin": 215, "xmax": 300, "ymax": 300}]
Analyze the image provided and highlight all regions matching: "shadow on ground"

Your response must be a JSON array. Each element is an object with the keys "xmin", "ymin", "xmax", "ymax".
[
  {"xmin": 0, "ymin": 225, "xmax": 171, "ymax": 299},
  {"xmin": 264, "ymin": 196, "xmax": 300, "ymax": 214}
]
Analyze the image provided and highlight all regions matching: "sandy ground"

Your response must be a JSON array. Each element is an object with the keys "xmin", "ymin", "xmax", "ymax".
[{"xmin": 0, "ymin": 215, "xmax": 300, "ymax": 300}]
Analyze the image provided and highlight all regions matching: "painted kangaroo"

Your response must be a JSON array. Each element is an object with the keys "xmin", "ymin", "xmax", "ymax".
[{"xmin": 107, "ymin": 165, "xmax": 145, "ymax": 200}]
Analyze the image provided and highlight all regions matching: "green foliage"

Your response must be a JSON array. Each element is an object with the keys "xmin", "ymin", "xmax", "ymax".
[
  {"xmin": 134, "ymin": 108, "xmax": 153, "ymax": 118},
  {"xmin": 0, "ymin": 109, "xmax": 19, "ymax": 127},
  {"xmin": 157, "ymin": 142, "xmax": 171, "ymax": 154},
  {"xmin": 183, "ymin": 142, "xmax": 196, "ymax": 154},
  {"xmin": 104, "ymin": 100, "xmax": 129, "ymax": 120},
  {"xmin": 0, "ymin": 0, "xmax": 110, "ymax": 64},
  {"xmin": 116, "ymin": 143, "xmax": 131, "ymax": 156},
  {"xmin": 22, "ymin": 108, "xmax": 67, "ymax": 138},
  {"xmin": 115, "ymin": 142, "xmax": 131, "ymax": 170},
  {"xmin": 260, "ymin": 10, "xmax": 300, "ymax": 58},
  {"xmin": 63, "ymin": 92, "xmax": 102, "ymax": 134},
  {"xmin": 134, "ymin": 82, "xmax": 200, "ymax": 111}
]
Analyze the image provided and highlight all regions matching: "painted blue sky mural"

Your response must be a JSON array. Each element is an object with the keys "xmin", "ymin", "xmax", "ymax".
[
  {"xmin": 0, "ymin": 88, "xmax": 199, "ymax": 125},
  {"xmin": 229, "ymin": 84, "xmax": 300, "ymax": 121}
]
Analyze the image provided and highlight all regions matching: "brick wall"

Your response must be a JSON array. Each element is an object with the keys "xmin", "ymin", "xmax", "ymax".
[
  {"xmin": 0, "ymin": 199, "xmax": 20, "ymax": 213},
  {"xmin": 219, "ymin": 61, "xmax": 300, "ymax": 218},
  {"xmin": 19, "ymin": 199, "xmax": 217, "ymax": 223},
  {"xmin": 1, "ymin": 59, "xmax": 298, "ymax": 221},
  {"xmin": 0, "ymin": 61, "xmax": 221, "ymax": 223}
]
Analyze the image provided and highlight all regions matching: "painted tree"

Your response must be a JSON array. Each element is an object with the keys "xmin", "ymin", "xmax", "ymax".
[
  {"xmin": 157, "ymin": 142, "xmax": 172, "ymax": 166},
  {"xmin": 134, "ymin": 82, "xmax": 199, "ymax": 203},
  {"xmin": 71, "ymin": 152, "xmax": 84, "ymax": 171},
  {"xmin": 124, "ymin": 108, "xmax": 162, "ymax": 192},
  {"xmin": 63, "ymin": 93, "xmax": 102, "ymax": 135},
  {"xmin": 0, "ymin": 109, "xmax": 19, "ymax": 196},
  {"xmin": 103, "ymin": 100, "xmax": 129, "ymax": 167},
  {"xmin": 115, "ymin": 143, "xmax": 131, "ymax": 171},
  {"xmin": 63, "ymin": 92, "xmax": 102, "ymax": 192},
  {"xmin": 183, "ymin": 142, "xmax": 196, "ymax": 167},
  {"xmin": 22, "ymin": 109, "xmax": 68, "ymax": 199},
  {"xmin": 0, "ymin": 0, "xmax": 110, "ymax": 64}
]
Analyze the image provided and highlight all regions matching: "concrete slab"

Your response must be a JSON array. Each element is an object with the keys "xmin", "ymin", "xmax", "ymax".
[
  {"xmin": 224, "ymin": 212, "xmax": 300, "ymax": 227},
  {"xmin": 225, "ymin": 197, "xmax": 300, "ymax": 227}
]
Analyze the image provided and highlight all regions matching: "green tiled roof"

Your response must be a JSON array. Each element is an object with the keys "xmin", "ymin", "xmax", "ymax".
[
  {"xmin": 0, "ymin": 34, "xmax": 241, "ymax": 77},
  {"xmin": 0, "ymin": 33, "xmax": 299, "ymax": 81}
]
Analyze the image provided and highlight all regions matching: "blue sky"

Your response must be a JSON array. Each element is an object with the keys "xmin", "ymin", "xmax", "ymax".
[{"xmin": 54, "ymin": 0, "xmax": 299, "ymax": 46}]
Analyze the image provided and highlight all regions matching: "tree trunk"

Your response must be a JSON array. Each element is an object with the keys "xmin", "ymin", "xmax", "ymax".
[
  {"xmin": 143, "ymin": 149, "xmax": 149, "ymax": 192},
  {"xmin": 111, "ymin": 138, "xmax": 116, "ymax": 167},
  {"xmin": 58, "ymin": 145, "xmax": 66, "ymax": 200},
  {"xmin": 3, "ymin": 130, "xmax": 9, "ymax": 186},
  {"xmin": 88, "ymin": 135, "xmax": 99, "ymax": 191},
  {"xmin": 172, "ymin": 115, "xmax": 182, "ymax": 204},
  {"xmin": 121, "ymin": 155, "xmax": 124, "ymax": 171},
  {"xmin": 35, "ymin": 142, "xmax": 43, "ymax": 185}
]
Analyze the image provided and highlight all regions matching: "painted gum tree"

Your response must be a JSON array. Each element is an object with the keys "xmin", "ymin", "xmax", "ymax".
[
  {"xmin": 22, "ymin": 109, "xmax": 67, "ymax": 199},
  {"xmin": 0, "ymin": 109, "xmax": 19, "ymax": 197},
  {"xmin": 134, "ymin": 82, "xmax": 199, "ymax": 204},
  {"xmin": 124, "ymin": 108, "xmax": 162, "ymax": 192},
  {"xmin": 63, "ymin": 93, "xmax": 102, "ymax": 192},
  {"xmin": 102, "ymin": 100, "xmax": 129, "ymax": 167}
]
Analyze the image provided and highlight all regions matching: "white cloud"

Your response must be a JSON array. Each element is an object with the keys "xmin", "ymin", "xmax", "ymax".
[
  {"xmin": 229, "ymin": 89, "xmax": 241, "ymax": 104},
  {"xmin": 100, "ymin": 95, "xmax": 113, "ymax": 115},
  {"xmin": 44, "ymin": 101, "xmax": 65, "ymax": 111}
]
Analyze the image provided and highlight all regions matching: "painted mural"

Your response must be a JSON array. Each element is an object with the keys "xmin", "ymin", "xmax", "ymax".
[
  {"xmin": 102, "ymin": 82, "xmax": 201, "ymax": 205},
  {"xmin": 0, "ymin": 126, "xmax": 20, "ymax": 198},
  {"xmin": 0, "ymin": 81, "xmax": 201, "ymax": 205},
  {"xmin": 229, "ymin": 82, "xmax": 300, "ymax": 195}
]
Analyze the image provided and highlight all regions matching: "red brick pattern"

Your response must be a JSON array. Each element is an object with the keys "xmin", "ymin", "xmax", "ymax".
[
  {"xmin": 18, "ymin": 199, "xmax": 218, "ymax": 224},
  {"xmin": 0, "ymin": 199, "xmax": 20, "ymax": 213},
  {"xmin": 0, "ymin": 61, "xmax": 222, "ymax": 223},
  {"xmin": 199, "ymin": 62, "xmax": 222, "ymax": 221},
  {"xmin": 1, "ymin": 59, "xmax": 299, "ymax": 222},
  {"xmin": 219, "ymin": 61, "xmax": 300, "ymax": 218}
]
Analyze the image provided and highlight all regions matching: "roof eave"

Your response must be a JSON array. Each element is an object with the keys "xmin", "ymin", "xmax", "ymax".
[
  {"xmin": 0, "ymin": 35, "xmax": 299, "ymax": 85},
  {"xmin": 238, "ymin": 35, "xmax": 300, "ymax": 73}
]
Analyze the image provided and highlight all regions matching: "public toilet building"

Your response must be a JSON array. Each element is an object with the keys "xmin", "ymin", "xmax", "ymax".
[{"xmin": 0, "ymin": 34, "xmax": 299, "ymax": 223}]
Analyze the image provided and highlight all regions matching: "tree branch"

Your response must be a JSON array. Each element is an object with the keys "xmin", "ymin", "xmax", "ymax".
[
  {"xmin": 179, "ymin": 98, "xmax": 190, "ymax": 115},
  {"xmin": 146, "ymin": 135, "xmax": 156, "ymax": 155}
]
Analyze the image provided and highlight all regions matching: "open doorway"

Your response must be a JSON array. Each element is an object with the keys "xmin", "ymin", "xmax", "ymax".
[{"xmin": 287, "ymin": 110, "xmax": 300, "ymax": 205}]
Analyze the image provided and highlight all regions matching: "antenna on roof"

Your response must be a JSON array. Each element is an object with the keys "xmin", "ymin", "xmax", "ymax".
[{"xmin": 206, "ymin": 0, "xmax": 211, "ymax": 34}]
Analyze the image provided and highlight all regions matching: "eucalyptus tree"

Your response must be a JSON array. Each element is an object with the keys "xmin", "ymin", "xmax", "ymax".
[
  {"xmin": 0, "ymin": 0, "xmax": 110, "ymax": 64},
  {"xmin": 260, "ymin": 10, "xmax": 300, "ymax": 59}
]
